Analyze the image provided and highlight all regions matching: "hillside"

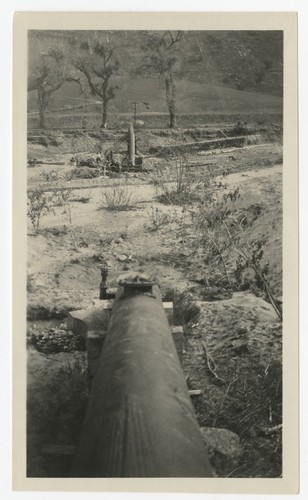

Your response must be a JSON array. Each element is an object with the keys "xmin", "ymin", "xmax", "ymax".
[
  {"xmin": 28, "ymin": 75, "xmax": 282, "ymax": 117},
  {"xmin": 27, "ymin": 30, "xmax": 283, "ymax": 120},
  {"xmin": 185, "ymin": 31, "xmax": 283, "ymax": 95}
]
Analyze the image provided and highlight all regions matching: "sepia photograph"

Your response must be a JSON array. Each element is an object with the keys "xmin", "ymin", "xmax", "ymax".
[{"xmin": 11, "ymin": 10, "xmax": 298, "ymax": 494}]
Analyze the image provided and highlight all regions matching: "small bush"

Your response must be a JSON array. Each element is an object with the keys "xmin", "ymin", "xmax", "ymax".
[
  {"xmin": 144, "ymin": 206, "xmax": 172, "ymax": 232},
  {"xmin": 27, "ymin": 188, "xmax": 53, "ymax": 232},
  {"xmin": 153, "ymin": 156, "xmax": 201, "ymax": 206},
  {"xmin": 193, "ymin": 187, "xmax": 282, "ymax": 320},
  {"xmin": 50, "ymin": 188, "xmax": 71, "ymax": 207},
  {"xmin": 101, "ymin": 182, "xmax": 136, "ymax": 211}
]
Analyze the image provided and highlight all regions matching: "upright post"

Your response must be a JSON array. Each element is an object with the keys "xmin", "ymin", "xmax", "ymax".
[
  {"xmin": 133, "ymin": 101, "xmax": 137, "ymax": 126},
  {"xmin": 99, "ymin": 265, "xmax": 109, "ymax": 300},
  {"xmin": 128, "ymin": 124, "xmax": 135, "ymax": 167}
]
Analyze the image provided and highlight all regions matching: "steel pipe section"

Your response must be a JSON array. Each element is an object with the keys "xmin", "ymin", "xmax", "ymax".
[{"xmin": 72, "ymin": 285, "xmax": 213, "ymax": 477}]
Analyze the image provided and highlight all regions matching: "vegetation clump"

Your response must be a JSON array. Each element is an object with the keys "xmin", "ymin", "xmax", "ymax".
[
  {"xmin": 27, "ymin": 324, "xmax": 86, "ymax": 354},
  {"xmin": 144, "ymin": 206, "xmax": 172, "ymax": 232},
  {"xmin": 101, "ymin": 181, "xmax": 136, "ymax": 211},
  {"xmin": 27, "ymin": 188, "xmax": 53, "ymax": 232}
]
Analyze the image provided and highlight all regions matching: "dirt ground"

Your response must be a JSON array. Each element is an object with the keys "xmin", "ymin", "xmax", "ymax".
[{"xmin": 26, "ymin": 125, "xmax": 283, "ymax": 478}]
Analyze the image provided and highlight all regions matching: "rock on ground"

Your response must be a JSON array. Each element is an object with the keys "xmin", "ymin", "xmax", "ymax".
[{"xmin": 201, "ymin": 427, "xmax": 242, "ymax": 471}]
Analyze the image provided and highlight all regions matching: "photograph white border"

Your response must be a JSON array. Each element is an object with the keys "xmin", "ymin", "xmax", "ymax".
[{"xmin": 1, "ymin": 1, "xmax": 305, "ymax": 499}]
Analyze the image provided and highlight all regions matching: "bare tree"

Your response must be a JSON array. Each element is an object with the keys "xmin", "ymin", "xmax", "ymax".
[
  {"xmin": 74, "ymin": 37, "xmax": 120, "ymax": 129},
  {"xmin": 139, "ymin": 31, "xmax": 183, "ymax": 129},
  {"xmin": 29, "ymin": 46, "xmax": 83, "ymax": 129},
  {"xmin": 28, "ymin": 48, "xmax": 72, "ymax": 129}
]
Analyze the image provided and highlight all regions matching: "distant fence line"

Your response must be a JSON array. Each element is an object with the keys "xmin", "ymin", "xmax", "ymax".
[{"xmin": 27, "ymin": 112, "xmax": 283, "ymax": 132}]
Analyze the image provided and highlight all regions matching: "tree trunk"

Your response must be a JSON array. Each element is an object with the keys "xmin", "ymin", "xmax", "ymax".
[
  {"xmin": 38, "ymin": 87, "xmax": 47, "ymax": 129},
  {"xmin": 165, "ymin": 75, "xmax": 177, "ymax": 129},
  {"xmin": 169, "ymin": 109, "xmax": 177, "ymax": 129},
  {"xmin": 39, "ymin": 107, "xmax": 47, "ymax": 129}
]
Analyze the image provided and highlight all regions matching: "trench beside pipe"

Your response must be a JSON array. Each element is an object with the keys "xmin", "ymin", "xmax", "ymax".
[{"xmin": 71, "ymin": 286, "xmax": 213, "ymax": 477}]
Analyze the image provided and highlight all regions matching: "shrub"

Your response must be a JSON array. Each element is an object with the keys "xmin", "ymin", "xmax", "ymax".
[
  {"xmin": 193, "ymin": 188, "xmax": 282, "ymax": 320},
  {"xmin": 101, "ymin": 181, "xmax": 136, "ymax": 211},
  {"xmin": 50, "ymin": 188, "xmax": 71, "ymax": 207},
  {"xmin": 154, "ymin": 155, "xmax": 201, "ymax": 206},
  {"xmin": 144, "ymin": 206, "xmax": 172, "ymax": 232},
  {"xmin": 27, "ymin": 188, "xmax": 53, "ymax": 232}
]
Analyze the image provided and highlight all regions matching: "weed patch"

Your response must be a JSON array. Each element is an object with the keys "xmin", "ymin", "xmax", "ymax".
[
  {"xmin": 101, "ymin": 182, "xmax": 136, "ymax": 211},
  {"xmin": 27, "ymin": 188, "xmax": 54, "ymax": 232},
  {"xmin": 191, "ymin": 186, "xmax": 282, "ymax": 319},
  {"xmin": 153, "ymin": 155, "xmax": 201, "ymax": 206},
  {"xmin": 27, "ymin": 324, "xmax": 86, "ymax": 354},
  {"xmin": 144, "ymin": 206, "xmax": 172, "ymax": 232}
]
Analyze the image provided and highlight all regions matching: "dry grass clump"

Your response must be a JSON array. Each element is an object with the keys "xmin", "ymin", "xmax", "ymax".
[{"xmin": 101, "ymin": 181, "xmax": 137, "ymax": 211}]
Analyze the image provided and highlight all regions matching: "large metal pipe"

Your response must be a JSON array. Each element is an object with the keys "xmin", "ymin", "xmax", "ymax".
[{"xmin": 72, "ymin": 281, "xmax": 213, "ymax": 477}]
